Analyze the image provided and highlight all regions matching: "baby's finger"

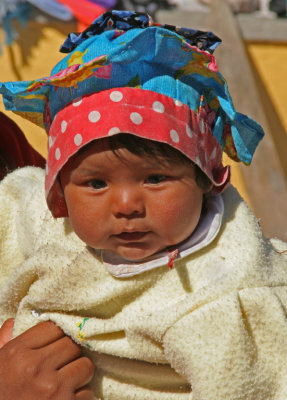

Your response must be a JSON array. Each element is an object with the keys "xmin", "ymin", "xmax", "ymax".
[
  {"xmin": 60, "ymin": 356, "xmax": 95, "ymax": 391},
  {"xmin": 41, "ymin": 335, "xmax": 82, "ymax": 370},
  {"xmin": 19, "ymin": 321, "xmax": 65, "ymax": 349},
  {"xmin": 0, "ymin": 319, "xmax": 14, "ymax": 349},
  {"xmin": 75, "ymin": 386, "xmax": 94, "ymax": 400}
]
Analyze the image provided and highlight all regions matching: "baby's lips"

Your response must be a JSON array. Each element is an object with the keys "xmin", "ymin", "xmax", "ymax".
[{"xmin": 114, "ymin": 231, "xmax": 149, "ymax": 241}]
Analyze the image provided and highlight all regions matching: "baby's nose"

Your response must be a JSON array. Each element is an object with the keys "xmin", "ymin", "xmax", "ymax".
[{"xmin": 112, "ymin": 187, "xmax": 145, "ymax": 218}]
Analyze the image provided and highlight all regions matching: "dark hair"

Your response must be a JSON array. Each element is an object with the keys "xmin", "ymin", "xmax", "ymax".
[{"xmin": 106, "ymin": 133, "xmax": 211, "ymax": 192}]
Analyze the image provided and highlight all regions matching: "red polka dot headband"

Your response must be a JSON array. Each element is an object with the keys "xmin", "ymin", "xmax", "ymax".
[{"xmin": 46, "ymin": 87, "xmax": 229, "ymax": 217}]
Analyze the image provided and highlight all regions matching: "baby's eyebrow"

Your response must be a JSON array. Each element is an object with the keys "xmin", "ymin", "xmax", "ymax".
[{"xmin": 73, "ymin": 167, "xmax": 104, "ymax": 177}]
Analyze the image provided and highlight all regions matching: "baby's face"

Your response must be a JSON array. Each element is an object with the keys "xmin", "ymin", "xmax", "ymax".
[{"xmin": 60, "ymin": 139, "xmax": 204, "ymax": 261}]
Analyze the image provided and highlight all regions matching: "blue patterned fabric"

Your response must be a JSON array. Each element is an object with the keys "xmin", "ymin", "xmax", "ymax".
[{"xmin": 0, "ymin": 10, "xmax": 264, "ymax": 164}]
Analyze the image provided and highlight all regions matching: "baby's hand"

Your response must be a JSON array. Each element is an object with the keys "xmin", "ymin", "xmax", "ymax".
[{"xmin": 0, "ymin": 320, "xmax": 95, "ymax": 400}]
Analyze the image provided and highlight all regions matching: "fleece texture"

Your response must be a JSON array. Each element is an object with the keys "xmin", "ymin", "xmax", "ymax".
[{"xmin": 0, "ymin": 166, "xmax": 287, "ymax": 400}]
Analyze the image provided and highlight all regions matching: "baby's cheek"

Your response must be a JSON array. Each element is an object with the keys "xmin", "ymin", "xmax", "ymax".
[
  {"xmin": 163, "ymin": 200, "xmax": 202, "ymax": 242},
  {"xmin": 151, "ymin": 203, "xmax": 183, "ymax": 236}
]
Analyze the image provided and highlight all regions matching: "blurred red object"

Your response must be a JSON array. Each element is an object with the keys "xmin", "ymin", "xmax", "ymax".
[
  {"xmin": 0, "ymin": 112, "xmax": 46, "ymax": 180},
  {"xmin": 56, "ymin": 0, "xmax": 106, "ymax": 30}
]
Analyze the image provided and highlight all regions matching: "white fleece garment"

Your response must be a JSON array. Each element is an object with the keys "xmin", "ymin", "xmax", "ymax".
[{"xmin": 0, "ymin": 167, "xmax": 287, "ymax": 400}]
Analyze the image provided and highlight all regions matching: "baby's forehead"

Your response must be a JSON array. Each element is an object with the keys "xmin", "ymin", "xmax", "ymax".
[
  {"xmin": 71, "ymin": 134, "xmax": 190, "ymax": 164},
  {"xmin": 62, "ymin": 134, "xmax": 190, "ymax": 173}
]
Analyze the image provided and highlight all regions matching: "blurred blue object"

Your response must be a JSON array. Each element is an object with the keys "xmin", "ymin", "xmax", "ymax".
[
  {"xmin": 87, "ymin": 0, "xmax": 117, "ymax": 8},
  {"xmin": 26, "ymin": 0, "xmax": 74, "ymax": 20},
  {"xmin": 1, "ymin": 2, "xmax": 31, "ymax": 46},
  {"xmin": 0, "ymin": 0, "xmax": 74, "ymax": 52},
  {"xmin": 0, "ymin": 0, "xmax": 24, "ymax": 20}
]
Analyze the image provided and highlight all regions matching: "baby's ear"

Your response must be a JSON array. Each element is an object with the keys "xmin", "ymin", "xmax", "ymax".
[{"xmin": 46, "ymin": 177, "xmax": 69, "ymax": 219}]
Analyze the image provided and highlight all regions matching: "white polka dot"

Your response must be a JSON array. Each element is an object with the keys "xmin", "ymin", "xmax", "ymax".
[
  {"xmin": 210, "ymin": 147, "xmax": 217, "ymax": 160},
  {"xmin": 130, "ymin": 112, "xmax": 143, "ymax": 125},
  {"xmin": 170, "ymin": 129, "xmax": 179, "ymax": 143},
  {"xmin": 199, "ymin": 119, "xmax": 206, "ymax": 134},
  {"xmin": 108, "ymin": 127, "xmax": 121, "ymax": 136},
  {"xmin": 45, "ymin": 164, "xmax": 49, "ymax": 175},
  {"xmin": 152, "ymin": 101, "xmax": 165, "ymax": 113},
  {"xmin": 196, "ymin": 156, "xmax": 202, "ymax": 168},
  {"xmin": 110, "ymin": 91, "xmax": 123, "ymax": 102},
  {"xmin": 73, "ymin": 97, "xmax": 82, "ymax": 107},
  {"xmin": 186, "ymin": 124, "xmax": 193, "ymax": 138},
  {"xmin": 48, "ymin": 136, "xmax": 53, "ymax": 148},
  {"xmin": 174, "ymin": 99, "xmax": 183, "ymax": 107},
  {"xmin": 55, "ymin": 148, "xmax": 61, "ymax": 160},
  {"xmin": 61, "ymin": 120, "xmax": 67, "ymax": 133},
  {"xmin": 88, "ymin": 111, "xmax": 101, "ymax": 123},
  {"xmin": 74, "ymin": 133, "xmax": 83, "ymax": 146}
]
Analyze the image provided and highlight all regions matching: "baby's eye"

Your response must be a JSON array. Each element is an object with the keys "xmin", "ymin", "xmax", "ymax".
[
  {"xmin": 88, "ymin": 179, "xmax": 107, "ymax": 190},
  {"xmin": 145, "ymin": 174, "xmax": 168, "ymax": 184}
]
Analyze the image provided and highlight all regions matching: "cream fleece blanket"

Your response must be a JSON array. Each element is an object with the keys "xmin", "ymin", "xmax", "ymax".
[{"xmin": 0, "ymin": 167, "xmax": 287, "ymax": 400}]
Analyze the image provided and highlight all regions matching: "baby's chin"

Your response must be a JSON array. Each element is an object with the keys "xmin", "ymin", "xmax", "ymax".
[
  {"xmin": 108, "ymin": 234, "xmax": 192, "ymax": 262},
  {"xmin": 106, "ymin": 244, "xmax": 168, "ymax": 263}
]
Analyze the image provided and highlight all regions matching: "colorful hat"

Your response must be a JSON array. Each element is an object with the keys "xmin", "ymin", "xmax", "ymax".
[{"xmin": 0, "ymin": 10, "xmax": 264, "ymax": 218}]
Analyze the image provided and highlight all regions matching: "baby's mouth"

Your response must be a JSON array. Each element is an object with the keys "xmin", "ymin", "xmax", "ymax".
[{"xmin": 114, "ymin": 231, "xmax": 148, "ymax": 241}]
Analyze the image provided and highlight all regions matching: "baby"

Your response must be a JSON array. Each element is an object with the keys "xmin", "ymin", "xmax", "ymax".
[{"xmin": 0, "ymin": 10, "xmax": 287, "ymax": 400}]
